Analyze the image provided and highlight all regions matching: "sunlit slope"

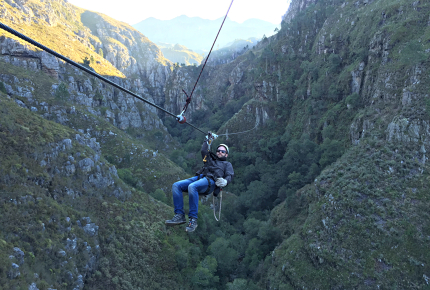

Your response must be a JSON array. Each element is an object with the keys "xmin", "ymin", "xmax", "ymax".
[
  {"xmin": 158, "ymin": 43, "xmax": 203, "ymax": 65},
  {"xmin": 0, "ymin": 0, "xmax": 171, "ymax": 77}
]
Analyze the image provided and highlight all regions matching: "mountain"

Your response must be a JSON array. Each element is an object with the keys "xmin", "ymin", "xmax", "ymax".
[
  {"xmin": 157, "ymin": 43, "xmax": 204, "ymax": 65},
  {"xmin": 1, "ymin": 0, "xmax": 430, "ymax": 289},
  {"xmin": 133, "ymin": 15, "xmax": 278, "ymax": 53},
  {"xmin": 203, "ymin": 37, "xmax": 260, "ymax": 66}
]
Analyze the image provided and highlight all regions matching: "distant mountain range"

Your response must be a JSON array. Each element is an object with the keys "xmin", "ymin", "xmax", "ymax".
[
  {"xmin": 133, "ymin": 15, "xmax": 278, "ymax": 53},
  {"xmin": 156, "ymin": 43, "xmax": 204, "ymax": 65}
]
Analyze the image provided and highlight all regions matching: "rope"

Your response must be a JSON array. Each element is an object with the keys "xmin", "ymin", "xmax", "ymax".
[
  {"xmin": 181, "ymin": 0, "xmax": 234, "ymax": 114},
  {"xmin": 0, "ymin": 22, "xmax": 206, "ymax": 135},
  {"xmin": 217, "ymin": 117, "xmax": 260, "ymax": 137},
  {"xmin": 213, "ymin": 189, "xmax": 222, "ymax": 221}
]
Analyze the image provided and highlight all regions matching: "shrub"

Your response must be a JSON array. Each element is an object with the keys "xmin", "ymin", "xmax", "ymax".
[
  {"xmin": 55, "ymin": 82, "xmax": 70, "ymax": 100},
  {"xmin": 346, "ymin": 92, "xmax": 361, "ymax": 108},
  {"xmin": 0, "ymin": 82, "xmax": 6, "ymax": 94},
  {"xmin": 328, "ymin": 54, "xmax": 341, "ymax": 72},
  {"xmin": 400, "ymin": 40, "xmax": 426, "ymax": 66},
  {"xmin": 117, "ymin": 168, "xmax": 137, "ymax": 187},
  {"xmin": 151, "ymin": 189, "xmax": 167, "ymax": 203}
]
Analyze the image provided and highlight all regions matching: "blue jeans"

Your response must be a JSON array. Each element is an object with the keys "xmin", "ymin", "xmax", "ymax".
[{"xmin": 172, "ymin": 175, "xmax": 215, "ymax": 219}]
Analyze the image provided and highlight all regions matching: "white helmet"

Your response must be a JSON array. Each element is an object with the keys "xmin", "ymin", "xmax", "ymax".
[{"xmin": 217, "ymin": 144, "xmax": 229, "ymax": 154}]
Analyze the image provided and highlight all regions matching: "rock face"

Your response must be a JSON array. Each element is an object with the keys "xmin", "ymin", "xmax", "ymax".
[
  {"xmin": 282, "ymin": 0, "xmax": 319, "ymax": 23},
  {"xmin": 81, "ymin": 10, "xmax": 172, "ymax": 101},
  {"xmin": 7, "ymin": 263, "xmax": 20, "ymax": 279},
  {"xmin": 0, "ymin": 36, "xmax": 58, "ymax": 78},
  {"xmin": 0, "ymin": 48, "xmax": 169, "ymax": 139},
  {"xmin": 0, "ymin": 0, "xmax": 174, "ymax": 138}
]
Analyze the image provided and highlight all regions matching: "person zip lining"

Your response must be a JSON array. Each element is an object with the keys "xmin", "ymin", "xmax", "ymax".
[{"xmin": 165, "ymin": 133, "xmax": 234, "ymax": 232}]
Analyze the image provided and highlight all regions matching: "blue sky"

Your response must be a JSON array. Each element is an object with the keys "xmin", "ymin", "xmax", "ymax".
[{"xmin": 68, "ymin": 0, "xmax": 291, "ymax": 25}]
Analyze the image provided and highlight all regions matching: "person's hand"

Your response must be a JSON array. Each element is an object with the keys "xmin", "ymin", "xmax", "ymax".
[
  {"xmin": 215, "ymin": 178, "xmax": 227, "ymax": 187},
  {"xmin": 205, "ymin": 132, "xmax": 218, "ymax": 143}
]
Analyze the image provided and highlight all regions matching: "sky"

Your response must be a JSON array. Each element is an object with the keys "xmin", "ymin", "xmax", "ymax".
[{"xmin": 67, "ymin": 0, "xmax": 291, "ymax": 25}]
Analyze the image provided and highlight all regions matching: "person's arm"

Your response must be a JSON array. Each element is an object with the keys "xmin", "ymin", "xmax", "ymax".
[
  {"xmin": 224, "ymin": 163, "xmax": 234, "ymax": 185},
  {"xmin": 201, "ymin": 139, "xmax": 209, "ymax": 159},
  {"xmin": 201, "ymin": 133, "xmax": 217, "ymax": 159},
  {"xmin": 215, "ymin": 163, "xmax": 234, "ymax": 188}
]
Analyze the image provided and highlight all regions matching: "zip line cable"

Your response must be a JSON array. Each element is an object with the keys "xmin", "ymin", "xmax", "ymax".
[
  {"xmin": 180, "ymin": 0, "xmax": 234, "ymax": 115},
  {"xmin": 0, "ymin": 22, "xmax": 206, "ymax": 134},
  {"xmin": 217, "ymin": 118, "xmax": 259, "ymax": 138}
]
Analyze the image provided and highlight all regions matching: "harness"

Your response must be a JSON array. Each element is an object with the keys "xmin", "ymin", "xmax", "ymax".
[{"xmin": 196, "ymin": 175, "xmax": 214, "ymax": 195}]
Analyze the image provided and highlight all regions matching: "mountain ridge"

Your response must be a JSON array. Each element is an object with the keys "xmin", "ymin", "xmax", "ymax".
[{"xmin": 133, "ymin": 15, "xmax": 278, "ymax": 53}]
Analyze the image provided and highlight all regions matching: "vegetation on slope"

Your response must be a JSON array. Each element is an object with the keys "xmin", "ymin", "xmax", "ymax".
[
  {"xmin": 161, "ymin": 0, "xmax": 430, "ymax": 288},
  {"xmin": 157, "ymin": 43, "xmax": 204, "ymax": 66},
  {"xmin": 0, "ymin": 0, "xmax": 125, "ymax": 77}
]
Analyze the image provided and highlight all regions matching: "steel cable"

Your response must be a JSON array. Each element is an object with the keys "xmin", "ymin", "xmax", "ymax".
[{"xmin": 181, "ymin": 0, "xmax": 234, "ymax": 114}]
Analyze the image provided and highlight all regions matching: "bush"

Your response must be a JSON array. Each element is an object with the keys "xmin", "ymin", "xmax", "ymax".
[
  {"xmin": 328, "ymin": 54, "xmax": 341, "ymax": 73},
  {"xmin": 346, "ymin": 92, "xmax": 361, "ymax": 108},
  {"xmin": 151, "ymin": 189, "xmax": 167, "ymax": 203},
  {"xmin": 117, "ymin": 168, "xmax": 137, "ymax": 187},
  {"xmin": 400, "ymin": 40, "xmax": 426, "ymax": 66},
  {"xmin": 0, "ymin": 82, "xmax": 6, "ymax": 94},
  {"xmin": 55, "ymin": 82, "xmax": 70, "ymax": 100}
]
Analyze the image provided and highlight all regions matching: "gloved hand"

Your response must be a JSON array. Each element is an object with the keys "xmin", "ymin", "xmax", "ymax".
[
  {"xmin": 215, "ymin": 178, "xmax": 227, "ymax": 187},
  {"xmin": 205, "ymin": 132, "xmax": 218, "ymax": 143}
]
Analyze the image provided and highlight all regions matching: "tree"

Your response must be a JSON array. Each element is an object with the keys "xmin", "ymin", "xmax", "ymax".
[
  {"xmin": 192, "ymin": 256, "xmax": 219, "ymax": 288},
  {"xmin": 227, "ymin": 279, "xmax": 247, "ymax": 290},
  {"xmin": 240, "ymin": 180, "xmax": 273, "ymax": 212},
  {"xmin": 243, "ymin": 238, "xmax": 264, "ymax": 273},
  {"xmin": 0, "ymin": 82, "xmax": 6, "ymax": 94},
  {"xmin": 208, "ymin": 237, "xmax": 238, "ymax": 276},
  {"xmin": 55, "ymin": 82, "xmax": 70, "ymax": 99},
  {"xmin": 98, "ymin": 48, "xmax": 104, "ymax": 58},
  {"xmin": 83, "ymin": 56, "xmax": 90, "ymax": 66},
  {"xmin": 346, "ymin": 92, "xmax": 361, "ymax": 109},
  {"xmin": 328, "ymin": 53, "xmax": 341, "ymax": 72},
  {"xmin": 82, "ymin": 57, "xmax": 95, "ymax": 71},
  {"xmin": 319, "ymin": 138, "xmax": 343, "ymax": 168},
  {"xmin": 151, "ymin": 189, "xmax": 167, "ymax": 203},
  {"xmin": 288, "ymin": 171, "xmax": 303, "ymax": 187}
]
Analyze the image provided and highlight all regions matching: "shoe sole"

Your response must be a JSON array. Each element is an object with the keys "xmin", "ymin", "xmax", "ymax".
[
  {"xmin": 165, "ymin": 221, "xmax": 186, "ymax": 226},
  {"xmin": 185, "ymin": 225, "xmax": 198, "ymax": 232}
]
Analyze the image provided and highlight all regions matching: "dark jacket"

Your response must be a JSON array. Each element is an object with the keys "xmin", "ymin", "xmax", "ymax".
[{"xmin": 195, "ymin": 141, "xmax": 234, "ymax": 185}]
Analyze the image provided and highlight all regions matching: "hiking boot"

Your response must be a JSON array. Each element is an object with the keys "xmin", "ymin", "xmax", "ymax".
[
  {"xmin": 185, "ymin": 217, "xmax": 198, "ymax": 232},
  {"xmin": 165, "ymin": 214, "xmax": 186, "ymax": 226}
]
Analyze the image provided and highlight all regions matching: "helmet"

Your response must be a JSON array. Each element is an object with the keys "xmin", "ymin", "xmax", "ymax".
[{"xmin": 217, "ymin": 144, "xmax": 229, "ymax": 154}]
